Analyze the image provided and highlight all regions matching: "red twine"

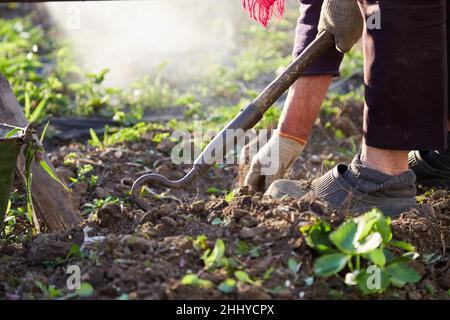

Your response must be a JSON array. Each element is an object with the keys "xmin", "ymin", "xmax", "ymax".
[{"xmin": 242, "ymin": 0, "xmax": 285, "ymax": 28}]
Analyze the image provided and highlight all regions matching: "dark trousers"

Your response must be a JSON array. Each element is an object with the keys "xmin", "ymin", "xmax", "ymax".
[{"xmin": 294, "ymin": 0, "xmax": 448, "ymax": 150}]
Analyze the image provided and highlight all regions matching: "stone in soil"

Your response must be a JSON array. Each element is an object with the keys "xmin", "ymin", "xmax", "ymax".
[
  {"xmin": 97, "ymin": 203, "xmax": 124, "ymax": 229},
  {"xmin": 27, "ymin": 236, "xmax": 72, "ymax": 264}
]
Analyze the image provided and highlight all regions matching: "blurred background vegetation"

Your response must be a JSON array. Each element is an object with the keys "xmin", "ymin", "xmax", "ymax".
[{"xmin": 0, "ymin": 1, "xmax": 364, "ymax": 139}]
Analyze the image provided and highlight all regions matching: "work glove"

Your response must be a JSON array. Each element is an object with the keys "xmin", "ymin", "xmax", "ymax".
[
  {"xmin": 244, "ymin": 131, "xmax": 306, "ymax": 192},
  {"xmin": 318, "ymin": 0, "xmax": 364, "ymax": 53}
]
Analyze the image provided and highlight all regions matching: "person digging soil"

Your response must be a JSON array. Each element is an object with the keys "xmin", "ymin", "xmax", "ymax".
[{"xmin": 242, "ymin": 0, "xmax": 449, "ymax": 217}]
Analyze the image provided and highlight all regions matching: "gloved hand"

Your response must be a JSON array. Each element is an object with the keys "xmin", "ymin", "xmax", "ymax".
[
  {"xmin": 244, "ymin": 131, "xmax": 306, "ymax": 192},
  {"xmin": 318, "ymin": 0, "xmax": 364, "ymax": 53}
]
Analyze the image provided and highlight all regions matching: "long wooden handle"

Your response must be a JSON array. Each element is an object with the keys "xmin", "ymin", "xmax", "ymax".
[{"xmin": 253, "ymin": 30, "xmax": 335, "ymax": 114}]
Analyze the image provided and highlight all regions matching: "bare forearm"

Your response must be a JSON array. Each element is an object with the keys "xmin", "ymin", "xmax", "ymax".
[{"xmin": 278, "ymin": 75, "xmax": 333, "ymax": 142}]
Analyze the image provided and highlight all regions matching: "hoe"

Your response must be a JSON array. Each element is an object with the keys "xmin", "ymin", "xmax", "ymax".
[{"xmin": 132, "ymin": 31, "xmax": 335, "ymax": 209}]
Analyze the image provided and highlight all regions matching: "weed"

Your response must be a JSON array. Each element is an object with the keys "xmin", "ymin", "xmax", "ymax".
[
  {"xmin": 68, "ymin": 69, "xmax": 119, "ymax": 116},
  {"xmin": 201, "ymin": 239, "xmax": 227, "ymax": 270},
  {"xmin": 218, "ymin": 278, "xmax": 237, "ymax": 294},
  {"xmin": 263, "ymin": 267, "xmax": 275, "ymax": 281},
  {"xmin": 121, "ymin": 66, "xmax": 181, "ymax": 113},
  {"xmin": 63, "ymin": 152, "xmax": 78, "ymax": 166},
  {"xmin": 88, "ymin": 122, "xmax": 165, "ymax": 148},
  {"xmin": 64, "ymin": 283, "xmax": 95, "ymax": 299},
  {"xmin": 234, "ymin": 270, "xmax": 257, "ymax": 285},
  {"xmin": 143, "ymin": 259, "xmax": 152, "ymax": 269},
  {"xmin": 340, "ymin": 47, "xmax": 364, "ymax": 79},
  {"xmin": 181, "ymin": 274, "xmax": 213, "ymax": 289},
  {"xmin": 82, "ymin": 196, "xmax": 120, "ymax": 216},
  {"xmin": 225, "ymin": 191, "xmax": 235, "ymax": 203},
  {"xmin": 287, "ymin": 257, "xmax": 301, "ymax": 274},
  {"xmin": 425, "ymin": 283, "xmax": 436, "ymax": 296},
  {"xmin": 34, "ymin": 281, "xmax": 61, "ymax": 299},
  {"xmin": 181, "ymin": 238, "xmax": 269, "ymax": 293},
  {"xmin": 43, "ymin": 244, "xmax": 84, "ymax": 268},
  {"xmin": 193, "ymin": 234, "xmax": 208, "ymax": 251},
  {"xmin": 70, "ymin": 164, "xmax": 95, "ymax": 185},
  {"xmin": 206, "ymin": 186, "xmax": 225, "ymax": 196},
  {"xmin": 416, "ymin": 189, "xmax": 434, "ymax": 205},
  {"xmin": 233, "ymin": 240, "xmax": 260, "ymax": 258}
]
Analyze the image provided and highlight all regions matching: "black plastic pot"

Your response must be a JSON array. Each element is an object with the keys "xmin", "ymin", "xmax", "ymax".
[{"xmin": 0, "ymin": 136, "xmax": 23, "ymax": 228}]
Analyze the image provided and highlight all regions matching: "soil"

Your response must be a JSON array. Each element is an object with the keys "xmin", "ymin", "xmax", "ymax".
[{"xmin": 1, "ymin": 106, "xmax": 450, "ymax": 300}]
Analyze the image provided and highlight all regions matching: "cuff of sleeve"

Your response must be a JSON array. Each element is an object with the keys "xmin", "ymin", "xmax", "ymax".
[{"xmin": 278, "ymin": 131, "xmax": 308, "ymax": 146}]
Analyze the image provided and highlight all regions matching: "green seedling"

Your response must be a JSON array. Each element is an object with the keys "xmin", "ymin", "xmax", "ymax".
[
  {"xmin": 425, "ymin": 283, "xmax": 436, "ymax": 296},
  {"xmin": 151, "ymin": 132, "xmax": 170, "ymax": 144},
  {"xmin": 181, "ymin": 274, "xmax": 213, "ymax": 289},
  {"xmin": 234, "ymin": 240, "xmax": 259, "ymax": 258},
  {"xmin": 185, "ymin": 236, "xmax": 274, "ymax": 294},
  {"xmin": 43, "ymin": 244, "xmax": 84, "ymax": 267},
  {"xmin": 218, "ymin": 278, "xmax": 237, "ymax": 293},
  {"xmin": 200, "ymin": 239, "xmax": 238, "ymax": 271},
  {"xmin": 70, "ymin": 164, "xmax": 98, "ymax": 186},
  {"xmin": 63, "ymin": 152, "xmax": 78, "ymax": 166},
  {"xmin": 202, "ymin": 239, "xmax": 226, "ymax": 270},
  {"xmin": 63, "ymin": 283, "xmax": 95, "ymax": 299},
  {"xmin": 225, "ymin": 191, "xmax": 235, "ymax": 203},
  {"xmin": 235, "ymin": 270, "xmax": 256, "ymax": 285},
  {"xmin": 193, "ymin": 234, "xmax": 208, "ymax": 251},
  {"xmin": 263, "ymin": 267, "xmax": 275, "ymax": 281},
  {"xmin": 288, "ymin": 257, "xmax": 301, "ymax": 274},
  {"xmin": 88, "ymin": 123, "xmax": 165, "ymax": 149},
  {"xmin": 206, "ymin": 187, "xmax": 224, "ymax": 196},
  {"xmin": 34, "ymin": 281, "xmax": 61, "ymax": 299},
  {"xmin": 300, "ymin": 209, "xmax": 422, "ymax": 295},
  {"xmin": 81, "ymin": 196, "xmax": 120, "ymax": 216}
]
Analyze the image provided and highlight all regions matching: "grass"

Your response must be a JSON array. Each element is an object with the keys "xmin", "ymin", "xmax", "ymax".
[{"xmin": 87, "ymin": 122, "xmax": 165, "ymax": 148}]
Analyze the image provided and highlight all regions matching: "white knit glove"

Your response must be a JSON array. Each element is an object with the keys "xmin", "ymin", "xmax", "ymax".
[{"xmin": 244, "ymin": 131, "xmax": 306, "ymax": 191}]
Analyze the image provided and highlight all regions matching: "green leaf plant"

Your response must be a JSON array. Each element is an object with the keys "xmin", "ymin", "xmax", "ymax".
[
  {"xmin": 1, "ymin": 123, "xmax": 69, "ymax": 233},
  {"xmin": 300, "ymin": 209, "xmax": 422, "ymax": 295}
]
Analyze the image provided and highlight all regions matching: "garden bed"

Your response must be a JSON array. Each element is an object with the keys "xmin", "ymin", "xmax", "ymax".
[{"xmin": 1, "ymin": 123, "xmax": 449, "ymax": 300}]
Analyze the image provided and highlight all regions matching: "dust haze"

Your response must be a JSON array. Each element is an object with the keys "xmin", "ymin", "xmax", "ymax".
[{"xmin": 44, "ymin": 0, "xmax": 247, "ymax": 87}]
